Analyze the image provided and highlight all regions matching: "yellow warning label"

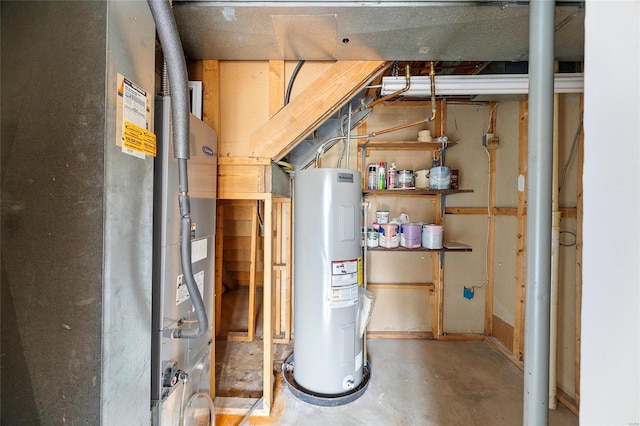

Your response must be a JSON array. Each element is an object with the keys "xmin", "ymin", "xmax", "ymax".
[
  {"xmin": 357, "ymin": 256, "xmax": 363, "ymax": 285},
  {"xmin": 123, "ymin": 121, "xmax": 156, "ymax": 157}
]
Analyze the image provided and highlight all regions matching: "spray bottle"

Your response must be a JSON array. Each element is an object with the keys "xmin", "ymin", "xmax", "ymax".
[
  {"xmin": 377, "ymin": 162, "xmax": 386, "ymax": 190},
  {"xmin": 387, "ymin": 162, "xmax": 397, "ymax": 189}
]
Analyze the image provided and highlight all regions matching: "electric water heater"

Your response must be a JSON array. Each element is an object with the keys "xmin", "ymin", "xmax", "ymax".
[{"xmin": 293, "ymin": 168, "xmax": 363, "ymax": 395}]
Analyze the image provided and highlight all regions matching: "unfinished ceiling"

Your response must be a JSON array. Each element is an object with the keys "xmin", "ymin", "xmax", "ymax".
[{"xmin": 173, "ymin": 1, "xmax": 585, "ymax": 63}]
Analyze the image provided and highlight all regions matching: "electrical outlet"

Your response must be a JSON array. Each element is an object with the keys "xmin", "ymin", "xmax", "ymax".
[{"xmin": 463, "ymin": 287, "xmax": 474, "ymax": 299}]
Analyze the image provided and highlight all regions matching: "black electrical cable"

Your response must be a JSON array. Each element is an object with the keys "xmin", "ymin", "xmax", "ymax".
[{"xmin": 285, "ymin": 60, "xmax": 305, "ymax": 106}]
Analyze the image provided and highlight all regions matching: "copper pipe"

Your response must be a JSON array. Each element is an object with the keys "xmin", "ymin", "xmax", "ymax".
[
  {"xmin": 315, "ymin": 63, "xmax": 438, "ymax": 167},
  {"xmin": 353, "ymin": 64, "xmax": 411, "ymax": 113},
  {"xmin": 369, "ymin": 62, "xmax": 438, "ymax": 137}
]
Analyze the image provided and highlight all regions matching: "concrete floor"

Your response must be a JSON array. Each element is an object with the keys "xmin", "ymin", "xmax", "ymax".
[
  {"xmin": 215, "ymin": 287, "xmax": 577, "ymax": 425},
  {"xmin": 215, "ymin": 338, "xmax": 578, "ymax": 426}
]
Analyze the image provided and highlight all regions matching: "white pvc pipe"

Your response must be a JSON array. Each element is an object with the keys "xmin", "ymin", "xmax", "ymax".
[
  {"xmin": 523, "ymin": 0, "xmax": 554, "ymax": 423},
  {"xmin": 549, "ymin": 94, "xmax": 560, "ymax": 410}
]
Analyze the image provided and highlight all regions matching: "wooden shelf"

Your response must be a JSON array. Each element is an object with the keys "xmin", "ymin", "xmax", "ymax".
[
  {"xmin": 367, "ymin": 243, "xmax": 472, "ymax": 253},
  {"xmin": 359, "ymin": 120, "xmax": 471, "ymax": 340},
  {"xmin": 358, "ymin": 140, "xmax": 457, "ymax": 151},
  {"xmin": 363, "ymin": 188, "xmax": 473, "ymax": 197}
]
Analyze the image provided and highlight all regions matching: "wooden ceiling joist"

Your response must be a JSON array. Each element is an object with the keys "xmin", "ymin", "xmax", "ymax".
[{"xmin": 249, "ymin": 60, "xmax": 388, "ymax": 160}]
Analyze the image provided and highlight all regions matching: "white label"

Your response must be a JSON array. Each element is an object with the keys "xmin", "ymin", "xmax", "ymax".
[
  {"xmin": 175, "ymin": 270, "xmax": 205, "ymax": 305},
  {"xmin": 332, "ymin": 272, "xmax": 358, "ymax": 287},
  {"xmin": 191, "ymin": 238, "xmax": 208, "ymax": 264},
  {"xmin": 176, "ymin": 274, "xmax": 188, "ymax": 305},
  {"xmin": 118, "ymin": 75, "xmax": 151, "ymax": 159},
  {"xmin": 355, "ymin": 351, "xmax": 363, "ymax": 372},
  {"xmin": 332, "ymin": 259, "xmax": 358, "ymax": 276},
  {"xmin": 330, "ymin": 284, "xmax": 359, "ymax": 308}
]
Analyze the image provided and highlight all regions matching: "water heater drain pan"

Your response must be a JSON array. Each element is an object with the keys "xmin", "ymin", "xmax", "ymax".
[{"xmin": 282, "ymin": 354, "xmax": 371, "ymax": 407}]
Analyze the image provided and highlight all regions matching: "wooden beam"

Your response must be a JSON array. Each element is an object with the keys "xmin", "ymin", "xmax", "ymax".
[
  {"xmin": 218, "ymin": 157, "xmax": 272, "ymax": 166},
  {"xmin": 494, "ymin": 207, "xmax": 518, "ymax": 216},
  {"xmin": 274, "ymin": 200, "xmax": 283, "ymax": 336},
  {"xmin": 513, "ymin": 100, "xmax": 528, "ymax": 361},
  {"xmin": 557, "ymin": 388, "xmax": 580, "ymax": 417},
  {"xmin": 284, "ymin": 200, "xmax": 292, "ymax": 341},
  {"xmin": 202, "ymin": 60, "xmax": 221, "ymax": 137},
  {"xmin": 262, "ymin": 195, "xmax": 274, "ymax": 414},
  {"xmin": 247, "ymin": 203, "xmax": 259, "ymax": 341},
  {"xmin": 215, "ymin": 203, "xmax": 225, "ymax": 337},
  {"xmin": 433, "ymin": 190, "xmax": 444, "ymax": 336},
  {"xmin": 485, "ymin": 101, "xmax": 498, "ymax": 336},
  {"xmin": 432, "ymin": 100, "xmax": 448, "ymax": 337},
  {"xmin": 211, "ymin": 202, "xmax": 222, "ymax": 399},
  {"xmin": 249, "ymin": 61, "xmax": 387, "ymax": 160},
  {"xmin": 269, "ymin": 60, "xmax": 285, "ymax": 118}
]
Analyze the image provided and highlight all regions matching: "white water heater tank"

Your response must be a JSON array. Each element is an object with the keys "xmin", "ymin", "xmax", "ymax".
[{"xmin": 293, "ymin": 168, "xmax": 363, "ymax": 395}]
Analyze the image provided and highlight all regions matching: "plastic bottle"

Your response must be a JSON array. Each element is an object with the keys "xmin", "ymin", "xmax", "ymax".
[
  {"xmin": 367, "ymin": 164, "xmax": 377, "ymax": 190},
  {"xmin": 377, "ymin": 162, "xmax": 386, "ymax": 190},
  {"xmin": 387, "ymin": 162, "xmax": 397, "ymax": 189}
]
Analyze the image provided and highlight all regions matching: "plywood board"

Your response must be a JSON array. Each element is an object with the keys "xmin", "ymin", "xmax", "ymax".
[
  {"xmin": 442, "ymin": 214, "xmax": 487, "ymax": 334},
  {"xmin": 492, "ymin": 314, "xmax": 514, "ymax": 352},
  {"xmin": 557, "ymin": 216, "xmax": 578, "ymax": 399},
  {"xmin": 494, "ymin": 100, "xmax": 521, "ymax": 207},
  {"xmin": 493, "ymin": 215, "xmax": 518, "ymax": 325},
  {"xmin": 444, "ymin": 104, "xmax": 494, "ymax": 208},
  {"xmin": 367, "ymin": 288, "xmax": 432, "ymax": 332},
  {"xmin": 366, "ymin": 251, "xmax": 434, "ymax": 284},
  {"xmin": 557, "ymin": 93, "xmax": 582, "ymax": 207},
  {"xmin": 513, "ymin": 99, "xmax": 528, "ymax": 361},
  {"xmin": 219, "ymin": 61, "xmax": 270, "ymax": 158}
]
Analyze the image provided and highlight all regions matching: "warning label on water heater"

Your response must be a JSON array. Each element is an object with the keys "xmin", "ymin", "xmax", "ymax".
[{"xmin": 330, "ymin": 259, "xmax": 359, "ymax": 308}]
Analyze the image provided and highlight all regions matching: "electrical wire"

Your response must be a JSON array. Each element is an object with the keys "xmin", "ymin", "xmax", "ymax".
[
  {"xmin": 471, "ymin": 144, "xmax": 491, "ymax": 292},
  {"xmin": 285, "ymin": 60, "xmax": 305, "ymax": 106},
  {"xmin": 559, "ymin": 112, "xmax": 583, "ymax": 192},
  {"xmin": 471, "ymin": 103, "xmax": 499, "ymax": 292}
]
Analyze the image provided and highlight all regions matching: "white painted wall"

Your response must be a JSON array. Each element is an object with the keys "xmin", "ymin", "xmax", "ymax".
[{"xmin": 581, "ymin": 1, "xmax": 640, "ymax": 424}]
